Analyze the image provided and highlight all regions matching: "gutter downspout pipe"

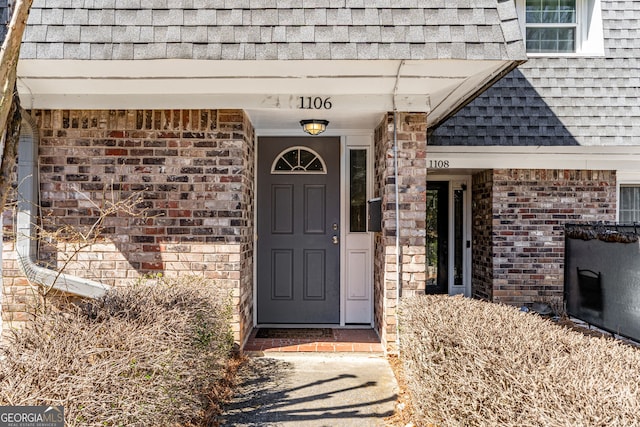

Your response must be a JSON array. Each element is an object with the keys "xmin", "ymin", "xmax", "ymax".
[
  {"xmin": 16, "ymin": 112, "xmax": 110, "ymax": 299},
  {"xmin": 392, "ymin": 60, "xmax": 405, "ymax": 352}
]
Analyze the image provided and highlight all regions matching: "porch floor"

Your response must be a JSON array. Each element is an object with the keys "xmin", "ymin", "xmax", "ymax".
[{"xmin": 243, "ymin": 328, "xmax": 384, "ymax": 353}]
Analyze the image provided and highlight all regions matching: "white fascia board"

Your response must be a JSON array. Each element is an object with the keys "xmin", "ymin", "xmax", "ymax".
[
  {"xmin": 17, "ymin": 93, "xmax": 433, "ymax": 111},
  {"xmin": 17, "ymin": 58, "xmax": 503, "ymax": 79},
  {"xmin": 18, "ymin": 76, "xmax": 463, "ymax": 97},
  {"xmin": 427, "ymin": 146, "xmax": 640, "ymax": 171},
  {"xmin": 618, "ymin": 171, "xmax": 640, "ymax": 183},
  {"xmin": 16, "ymin": 58, "xmax": 504, "ymax": 109},
  {"xmin": 16, "ymin": 58, "xmax": 514, "ymax": 131}
]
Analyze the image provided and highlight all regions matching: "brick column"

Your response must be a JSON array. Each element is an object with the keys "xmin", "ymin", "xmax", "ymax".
[
  {"xmin": 374, "ymin": 112, "xmax": 427, "ymax": 352},
  {"xmin": 471, "ymin": 170, "xmax": 494, "ymax": 301}
]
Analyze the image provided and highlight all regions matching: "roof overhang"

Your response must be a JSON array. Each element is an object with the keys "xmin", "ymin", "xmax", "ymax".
[{"xmin": 17, "ymin": 58, "xmax": 524, "ymax": 131}]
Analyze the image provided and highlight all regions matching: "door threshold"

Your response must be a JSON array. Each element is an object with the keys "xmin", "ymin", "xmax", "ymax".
[
  {"xmin": 245, "ymin": 326, "xmax": 383, "ymax": 353},
  {"xmin": 256, "ymin": 324, "xmax": 374, "ymax": 329}
]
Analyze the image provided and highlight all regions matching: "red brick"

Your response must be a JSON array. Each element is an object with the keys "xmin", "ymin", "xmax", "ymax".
[
  {"xmin": 473, "ymin": 169, "xmax": 616, "ymax": 307},
  {"xmin": 4, "ymin": 109, "xmax": 256, "ymax": 348}
]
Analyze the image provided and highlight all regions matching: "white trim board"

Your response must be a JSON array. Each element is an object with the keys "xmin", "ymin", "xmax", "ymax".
[{"xmin": 427, "ymin": 146, "xmax": 640, "ymax": 172}]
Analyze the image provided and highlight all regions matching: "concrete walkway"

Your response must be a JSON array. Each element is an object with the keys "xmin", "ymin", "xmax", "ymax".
[{"xmin": 219, "ymin": 354, "xmax": 399, "ymax": 426}]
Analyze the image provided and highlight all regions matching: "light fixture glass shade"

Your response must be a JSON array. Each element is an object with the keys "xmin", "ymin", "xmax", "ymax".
[{"xmin": 300, "ymin": 119, "xmax": 329, "ymax": 135}]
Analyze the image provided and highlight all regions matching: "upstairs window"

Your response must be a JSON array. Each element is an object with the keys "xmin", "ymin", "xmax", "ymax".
[
  {"xmin": 525, "ymin": 0, "xmax": 577, "ymax": 53},
  {"xmin": 515, "ymin": 0, "xmax": 604, "ymax": 56}
]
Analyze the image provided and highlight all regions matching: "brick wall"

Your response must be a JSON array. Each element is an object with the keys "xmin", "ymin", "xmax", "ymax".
[
  {"xmin": 476, "ymin": 169, "xmax": 617, "ymax": 307},
  {"xmin": 471, "ymin": 170, "xmax": 494, "ymax": 300},
  {"xmin": 373, "ymin": 117, "xmax": 387, "ymax": 351},
  {"xmin": 373, "ymin": 112, "xmax": 428, "ymax": 353},
  {"xmin": 2, "ymin": 109, "xmax": 255, "ymax": 343},
  {"xmin": 0, "ymin": 241, "xmax": 34, "ymax": 325},
  {"xmin": 396, "ymin": 113, "xmax": 428, "ymax": 297}
]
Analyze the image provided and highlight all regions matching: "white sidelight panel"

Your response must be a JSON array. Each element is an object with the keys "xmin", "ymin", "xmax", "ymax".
[
  {"xmin": 345, "ymin": 249, "xmax": 371, "ymax": 323},
  {"xmin": 342, "ymin": 136, "xmax": 374, "ymax": 325}
]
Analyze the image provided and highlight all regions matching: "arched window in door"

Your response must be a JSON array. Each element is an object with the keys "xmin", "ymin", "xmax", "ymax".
[{"xmin": 271, "ymin": 146, "xmax": 327, "ymax": 174}]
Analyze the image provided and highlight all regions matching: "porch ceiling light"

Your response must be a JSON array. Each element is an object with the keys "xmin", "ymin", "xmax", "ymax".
[{"xmin": 300, "ymin": 119, "xmax": 329, "ymax": 136}]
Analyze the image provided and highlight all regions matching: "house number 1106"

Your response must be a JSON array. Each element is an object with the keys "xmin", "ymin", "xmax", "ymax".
[{"xmin": 299, "ymin": 96, "xmax": 332, "ymax": 110}]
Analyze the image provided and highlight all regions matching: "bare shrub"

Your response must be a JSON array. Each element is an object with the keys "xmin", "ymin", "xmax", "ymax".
[
  {"xmin": 34, "ymin": 186, "xmax": 148, "ymax": 300},
  {"xmin": 399, "ymin": 295, "xmax": 640, "ymax": 427},
  {"xmin": 0, "ymin": 275, "xmax": 235, "ymax": 426}
]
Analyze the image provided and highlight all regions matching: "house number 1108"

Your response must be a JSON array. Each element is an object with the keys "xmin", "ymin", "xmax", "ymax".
[
  {"xmin": 299, "ymin": 96, "xmax": 332, "ymax": 110},
  {"xmin": 429, "ymin": 160, "xmax": 450, "ymax": 168}
]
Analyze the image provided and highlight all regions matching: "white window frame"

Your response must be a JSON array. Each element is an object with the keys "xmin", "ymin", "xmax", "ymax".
[
  {"xmin": 515, "ymin": 0, "xmax": 604, "ymax": 57},
  {"xmin": 618, "ymin": 184, "xmax": 640, "ymax": 224}
]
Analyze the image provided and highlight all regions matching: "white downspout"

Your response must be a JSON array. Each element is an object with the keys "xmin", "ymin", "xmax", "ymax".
[
  {"xmin": 16, "ymin": 112, "xmax": 110, "ymax": 299},
  {"xmin": 392, "ymin": 112, "xmax": 400, "ymax": 297},
  {"xmin": 392, "ymin": 60, "xmax": 405, "ymax": 351}
]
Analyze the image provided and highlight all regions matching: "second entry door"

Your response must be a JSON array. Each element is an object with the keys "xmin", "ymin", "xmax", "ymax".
[
  {"xmin": 426, "ymin": 179, "xmax": 471, "ymax": 296},
  {"xmin": 257, "ymin": 137, "xmax": 341, "ymax": 324}
]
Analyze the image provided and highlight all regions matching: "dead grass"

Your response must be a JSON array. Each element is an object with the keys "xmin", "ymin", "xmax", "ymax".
[
  {"xmin": 0, "ymin": 275, "xmax": 236, "ymax": 427},
  {"xmin": 385, "ymin": 354, "xmax": 420, "ymax": 427},
  {"xmin": 399, "ymin": 295, "xmax": 640, "ymax": 427}
]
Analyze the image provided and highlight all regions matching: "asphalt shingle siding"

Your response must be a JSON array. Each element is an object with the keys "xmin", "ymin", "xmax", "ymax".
[
  {"xmin": 431, "ymin": 0, "xmax": 640, "ymax": 146},
  {"xmin": 21, "ymin": 0, "xmax": 525, "ymax": 60}
]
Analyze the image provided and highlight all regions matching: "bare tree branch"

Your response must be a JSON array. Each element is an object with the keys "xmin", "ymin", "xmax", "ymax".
[
  {"xmin": 0, "ymin": 83, "xmax": 20, "ymax": 208},
  {"xmin": 0, "ymin": 0, "xmax": 33, "ymax": 206}
]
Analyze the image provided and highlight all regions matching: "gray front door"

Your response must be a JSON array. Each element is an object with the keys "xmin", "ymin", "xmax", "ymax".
[{"xmin": 257, "ymin": 137, "xmax": 340, "ymax": 324}]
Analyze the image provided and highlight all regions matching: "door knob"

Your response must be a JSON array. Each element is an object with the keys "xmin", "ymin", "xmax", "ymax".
[{"xmin": 332, "ymin": 235, "xmax": 339, "ymax": 244}]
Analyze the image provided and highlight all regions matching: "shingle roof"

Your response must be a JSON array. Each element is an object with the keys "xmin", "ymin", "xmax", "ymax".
[
  {"xmin": 430, "ymin": 0, "xmax": 640, "ymax": 146},
  {"xmin": 19, "ymin": 0, "xmax": 526, "ymax": 61},
  {"xmin": 0, "ymin": 0, "xmax": 8, "ymax": 42}
]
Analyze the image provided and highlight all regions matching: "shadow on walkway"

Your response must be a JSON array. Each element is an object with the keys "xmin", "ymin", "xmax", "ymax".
[{"xmin": 219, "ymin": 354, "xmax": 398, "ymax": 426}]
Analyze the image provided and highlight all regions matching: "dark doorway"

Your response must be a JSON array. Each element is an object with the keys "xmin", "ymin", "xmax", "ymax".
[{"xmin": 426, "ymin": 181, "xmax": 449, "ymax": 294}]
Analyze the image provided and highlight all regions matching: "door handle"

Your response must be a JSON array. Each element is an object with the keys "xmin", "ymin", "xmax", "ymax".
[{"xmin": 332, "ymin": 235, "xmax": 339, "ymax": 244}]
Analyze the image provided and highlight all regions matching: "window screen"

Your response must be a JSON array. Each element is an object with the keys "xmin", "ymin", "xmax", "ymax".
[
  {"xmin": 525, "ymin": 0, "xmax": 577, "ymax": 53},
  {"xmin": 620, "ymin": 186, "xmax": 640, "ymax": 223}
]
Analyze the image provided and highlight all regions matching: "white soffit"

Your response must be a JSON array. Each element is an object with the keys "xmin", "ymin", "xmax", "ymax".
[{"xmin": 17, "ymin": 58, "xmax": 513, "ymax": 131}]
